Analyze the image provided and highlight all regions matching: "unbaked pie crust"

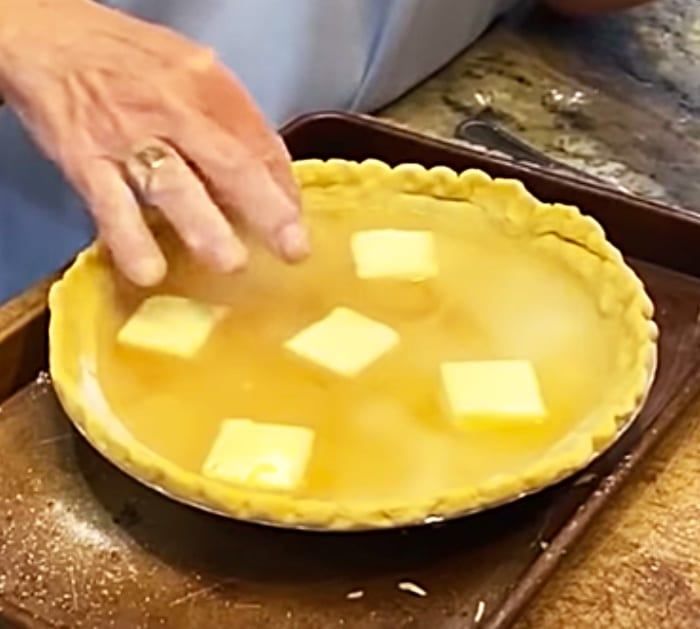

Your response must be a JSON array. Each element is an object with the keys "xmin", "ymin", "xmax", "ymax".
[{"xmin": 49, "ymin": 159, "xmax": 657, "ymax": 530}]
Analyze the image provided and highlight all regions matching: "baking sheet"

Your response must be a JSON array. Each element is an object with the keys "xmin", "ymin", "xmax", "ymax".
[{"xmin": 1, "ymin": 113, "xmax": 699, "ymax": 628}]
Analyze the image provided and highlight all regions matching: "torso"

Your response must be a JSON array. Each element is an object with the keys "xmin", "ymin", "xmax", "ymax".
[{"xmin": 104, "ymin": 0, "xmax": 515, "ymax": 122}]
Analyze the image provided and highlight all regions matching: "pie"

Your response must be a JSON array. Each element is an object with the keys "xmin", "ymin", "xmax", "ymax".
[{"xmin": 48, "ymin": 159, "xmax": 657, "ymax": 530}]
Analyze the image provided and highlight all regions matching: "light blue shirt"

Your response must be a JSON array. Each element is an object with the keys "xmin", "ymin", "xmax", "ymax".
[{"xmin": 0, "ymin": 0, "xmax": 514, "ymax": 302}]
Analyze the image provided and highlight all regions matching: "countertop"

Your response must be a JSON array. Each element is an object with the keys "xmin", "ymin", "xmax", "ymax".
[{"xmin": 380, "ymin": 1, "xmax": 700, "ymax": 627}]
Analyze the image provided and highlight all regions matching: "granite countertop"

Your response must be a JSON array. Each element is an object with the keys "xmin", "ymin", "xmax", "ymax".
[
  {"xmin": 382, "ymin": 0, "xmax": 700, "ymax": 210},
  {"xmin": 380, "ymin": 1, "xmax": 700, "ymax": 627}
]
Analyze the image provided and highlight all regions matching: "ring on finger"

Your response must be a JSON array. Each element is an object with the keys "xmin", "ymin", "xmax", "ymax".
[{"xmin": 124, "ymin": 142, "xmax": 171, "ymax": 199}]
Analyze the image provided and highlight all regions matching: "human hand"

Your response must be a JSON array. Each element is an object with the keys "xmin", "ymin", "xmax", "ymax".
[{"xmin": 0, "ymin": 0, "xmax": 308, "ymax": 286}]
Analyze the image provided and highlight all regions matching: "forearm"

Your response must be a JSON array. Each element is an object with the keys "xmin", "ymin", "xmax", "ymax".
[{"xmin": 544, "ymin": 0, "xmax": 650, "ymax": 16}]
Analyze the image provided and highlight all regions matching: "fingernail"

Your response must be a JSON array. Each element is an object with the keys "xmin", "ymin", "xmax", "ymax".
[
  {"xmin": 130, "ymin": 255, "xmax": 167, "ymax": 286},
  {"xmin": 277, "ymin": 222, "xmax": 310, "ymax": 262}
]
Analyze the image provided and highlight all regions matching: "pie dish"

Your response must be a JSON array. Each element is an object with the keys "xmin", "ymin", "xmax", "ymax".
[{"xmin": 48, "ymin": 159, "xmax": 658, "ymax": 530}]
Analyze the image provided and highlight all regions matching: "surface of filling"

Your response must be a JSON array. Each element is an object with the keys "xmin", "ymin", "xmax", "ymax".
[{"xmin": 95, "ymin": 185, "xmax": 619, "ymax": 502}]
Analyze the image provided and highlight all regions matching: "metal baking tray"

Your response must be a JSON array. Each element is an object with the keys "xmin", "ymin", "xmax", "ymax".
[{"xmin": 1, "ymin": 112, "xmax": 699, "ymax": 628}]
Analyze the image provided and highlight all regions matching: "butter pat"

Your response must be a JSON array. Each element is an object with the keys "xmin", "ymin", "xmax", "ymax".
[
  {"xmin": 284, "ymin": 307, "xmax": 399, "ymax": 377},
  {"xmin": 202, "ymin": 419, "xmax": 314, "ymax": 491},
  {"xmin": 117, "ymin": 295, "xmax": 225, "ymax": 358},
  {"xmin": 350, "ymin": 229, "xmax": 438, "ymax": 281},
  {"xmin": 440, "ymin": 360, "xmax": 546, "ymax": 426}
]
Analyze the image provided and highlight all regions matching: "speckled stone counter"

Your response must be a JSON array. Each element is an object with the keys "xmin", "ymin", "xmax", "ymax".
[
  {"xmin": 380, "ymin": 1, "xmax": 700, "ymax": 627},
  {"xmin": 383, "ymin": 0, "xmax": 700, "ymax": 211}
]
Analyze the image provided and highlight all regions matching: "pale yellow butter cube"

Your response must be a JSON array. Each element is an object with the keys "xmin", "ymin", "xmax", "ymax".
[
  {"xmin": 202, "ymin": 419, "xmax": 314, "ymax": 491},
  {"xmin": 350, "ymin": 229, "xmax": 438, "ymax": 281},
  {"xmin": 117, "ymin": 295, "xmax": 226, "ymax": 358},
  {"xmin": 284, "ymin": 307, "xmax": 399, "ymax": 377},
  {"xmin": 440, "ymin": 360, "xmax": 546, "ymax": 427}
]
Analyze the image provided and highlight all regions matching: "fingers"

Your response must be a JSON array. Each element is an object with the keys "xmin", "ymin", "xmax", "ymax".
[
  {"xmin": 263, "ymin": 134, "xmax": 301, "ymax": 209},
  {"xmin": 124, "ymin": 138, "xmax": 247, "ymax": 273},
  {"xmin": 191, "ymin": 62, "xmax": 302, "ymax": 207},
  {"xmin": 66, "ymin": 54, "xmax": 307, "ymax": 279},
  {"xmin": 73, "ymin": 160, "xmax": 167, "ymax": 286},
  {"xmin": 175, "ymin": 120, "xmax": 309, "ymax": 263}
]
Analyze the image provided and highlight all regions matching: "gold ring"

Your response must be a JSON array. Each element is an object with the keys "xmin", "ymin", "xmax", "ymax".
[{"xmin": 134, "ymin": 145, "xmax": 168, "ymax": 171}]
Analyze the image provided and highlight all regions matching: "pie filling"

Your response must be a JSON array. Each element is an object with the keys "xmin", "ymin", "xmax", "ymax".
[{"xmin": 49, "ymin": 160, "xmax": 656, "ymax": 526}]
